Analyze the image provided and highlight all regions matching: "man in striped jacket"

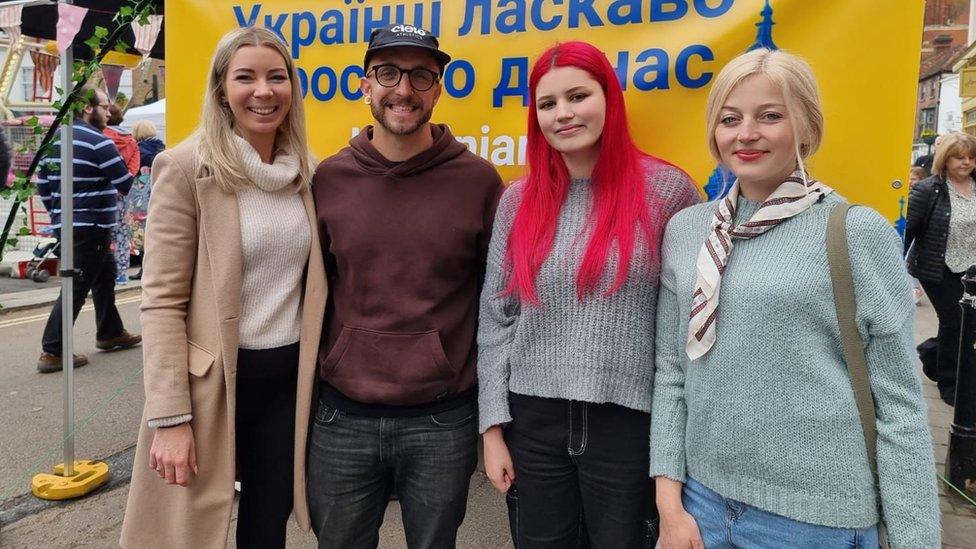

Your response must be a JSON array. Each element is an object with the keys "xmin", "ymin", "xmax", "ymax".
[{"xmin": 35, "ymin": 88, "xmax": 141, "ymax": 373}]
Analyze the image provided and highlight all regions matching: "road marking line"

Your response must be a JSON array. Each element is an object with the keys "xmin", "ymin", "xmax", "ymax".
[{"xmin": 0, "ymin": 295, "xmax": 142, "ymax": 329}]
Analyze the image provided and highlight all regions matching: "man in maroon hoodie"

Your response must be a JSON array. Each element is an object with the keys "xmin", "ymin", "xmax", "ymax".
[{"xmin": 308, "ymin": 25, "xmax": 504, "ymax": 548}]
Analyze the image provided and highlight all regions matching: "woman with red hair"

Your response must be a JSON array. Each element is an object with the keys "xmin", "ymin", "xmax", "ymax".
[{"xmin": 477, "ymin": 41, "xmax": 699, "ymax": 547}]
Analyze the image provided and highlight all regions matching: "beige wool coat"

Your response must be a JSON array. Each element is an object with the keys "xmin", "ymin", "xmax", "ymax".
[{"xmin": 119, "ymin": 141, "xmax": 326, "ymax": 548}]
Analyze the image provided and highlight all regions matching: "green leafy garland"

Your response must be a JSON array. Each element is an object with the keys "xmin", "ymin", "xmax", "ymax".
[{"xmin": 0, "ymin": 0, "xmax": 155, "ymax": 259}]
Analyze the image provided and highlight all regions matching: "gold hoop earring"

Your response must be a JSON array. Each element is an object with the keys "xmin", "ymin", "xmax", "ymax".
[{"xmin": 364, "ymin": 96, "xmax": 372, "ymax": 105}]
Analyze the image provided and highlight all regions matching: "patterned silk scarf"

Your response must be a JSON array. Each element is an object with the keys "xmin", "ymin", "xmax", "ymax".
[{"xmin": 686, "ymin": 171, "xmax": 834, "ymax": 360}]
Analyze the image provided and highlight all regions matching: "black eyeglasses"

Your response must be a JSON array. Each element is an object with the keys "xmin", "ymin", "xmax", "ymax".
[{"xmin": 368, "ymin": 64, "xmax": 439, "ymax": 92}]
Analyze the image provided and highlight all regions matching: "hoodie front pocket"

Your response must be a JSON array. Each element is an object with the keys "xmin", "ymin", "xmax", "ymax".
[{"xmin": 322, "ymin": 326, "xmax": 457, "ymax": 405}]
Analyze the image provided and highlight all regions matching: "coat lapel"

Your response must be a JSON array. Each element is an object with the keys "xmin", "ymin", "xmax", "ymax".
[
  {"xmin": 300, "ymin": 188, "xmax": 326, "ymax": 330},
  {"xmin": 293, "ymin": 187, "xmax": 327, "ymax": 531},
  {"xmin": 195, "ymin": 176, "xmax": 242, "ymax": 373}
]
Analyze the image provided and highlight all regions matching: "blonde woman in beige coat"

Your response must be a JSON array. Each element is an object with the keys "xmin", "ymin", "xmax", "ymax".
[{"xmin": 120, "ymin": 27, "xmax": 325, "ymax": 548}]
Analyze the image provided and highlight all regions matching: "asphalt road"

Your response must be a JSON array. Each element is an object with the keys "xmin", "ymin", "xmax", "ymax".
[
  {"xmin": 0, "ymin": 276, "xmax": 59, "ymax": 296},
  {"xmin": 0, "ymin": 295, "xmax": 144, "ymax": 505}
]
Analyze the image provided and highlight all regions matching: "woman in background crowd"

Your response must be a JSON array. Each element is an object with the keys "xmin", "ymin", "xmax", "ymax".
[
  {"xmin": 909, "ymin": 165, "xmax": 927, "ymax": 187},
  {"xmin": 103, "ymin": 104, "xmax": 140, "ymax": 284},
  {"xmin": 128, "ymin": 119, "xmax": 166, "ymax": 280},
  {"xmin": 906, "ymin": 131, "xmax": 976, "ymax": 406},
  {"xmin": 134, "ymin": 119, "xmax": 166, "ymax": 170},
  {"xmin": 908, "ymin": 165, "xmax": 928, "ymax": 305}
]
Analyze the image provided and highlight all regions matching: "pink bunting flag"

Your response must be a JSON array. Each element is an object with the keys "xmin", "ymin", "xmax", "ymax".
[
  {"xmin": 0, "ymin": 5, "xmax": 23, "ymax": 48},
  {"xmin": 130, "ymin": 15, "xmax": 163, "ymax": 62},
  {"xmin": 101, "ymin": 64, "xmax": 124, "ymax": 102},
  {"xmin": 56, "ymin": 3, "xmax": 89, "ymax": 54}
]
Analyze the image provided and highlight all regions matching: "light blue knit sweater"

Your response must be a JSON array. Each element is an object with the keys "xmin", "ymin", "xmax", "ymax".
[
  {"xmin": 478, "ymin": 163, "xmax": 700, "ymax": 434},
  {"xmin": 650, "ymin": 192, "xmax": 940, "ymax": 548}
]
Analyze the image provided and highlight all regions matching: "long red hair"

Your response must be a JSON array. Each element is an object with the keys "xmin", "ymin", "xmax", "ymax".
[{"xmin": 504, "ymin": 41, "xmax": 665, "ymax": 304}]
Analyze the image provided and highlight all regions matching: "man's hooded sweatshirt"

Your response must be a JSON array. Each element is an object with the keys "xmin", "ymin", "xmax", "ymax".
[{"xmin": 312, "ymin": 124, "xmax": 504, "ymax": 412}]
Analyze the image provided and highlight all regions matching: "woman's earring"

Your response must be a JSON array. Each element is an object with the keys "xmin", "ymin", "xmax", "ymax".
[{"xmin": 364, "ymin": 96, "xmax": 372, "ymax": 106}]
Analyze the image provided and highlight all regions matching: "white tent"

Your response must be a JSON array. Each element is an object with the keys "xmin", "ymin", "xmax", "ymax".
[{"xmin": 121, "ymin": 98, "xmax": 165, "ymax": 142}]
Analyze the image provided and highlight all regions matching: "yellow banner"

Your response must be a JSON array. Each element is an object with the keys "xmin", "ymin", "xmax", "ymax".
[{"xmin": 167, "ymin": 0, "xmax": 924, "ymax": 222}]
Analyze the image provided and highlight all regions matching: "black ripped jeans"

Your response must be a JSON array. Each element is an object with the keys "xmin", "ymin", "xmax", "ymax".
[{"xmin": 504, "ymin": 393, "xmax": 658, "ymax": 549}]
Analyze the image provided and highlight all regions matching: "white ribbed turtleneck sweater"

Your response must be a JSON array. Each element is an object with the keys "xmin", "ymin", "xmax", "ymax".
[{"xmin": 234, "ymin": 135, "xmax": 310, "ymax": 350}]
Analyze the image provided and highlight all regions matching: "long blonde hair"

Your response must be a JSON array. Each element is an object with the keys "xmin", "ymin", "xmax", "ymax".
[
  {"xmin": 705, "ymin": 48, "xmax": 824, "ymax": 184},
  {"xmin": 193, "ymin": 27, "xmax": 313, "ymax": 192}
]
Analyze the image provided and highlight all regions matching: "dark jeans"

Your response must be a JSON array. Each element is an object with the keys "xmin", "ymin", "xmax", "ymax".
[
  {"xmin": 920, "ymin": 266, "xmax": 975, "ymax": 397},
  {"xmin": 41, "ymin": 227, "xmax": 124, "ymax": 354},
  {"xmin": 306, "ymin": 398, "xmax": 478, "ymax": 549},
  {"xmin": 235, "ymin": 343, "xmax": 300, "ymax": 549},
  {"xmin": 505, "ymin": 393, "xmax": 657, "ymax": 549}
]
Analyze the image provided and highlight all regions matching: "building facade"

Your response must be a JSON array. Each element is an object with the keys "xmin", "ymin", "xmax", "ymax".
[
  {"xmin": 914, "ymin": 0, "xmax": 971, "ymax": 161},
  {"xmin": 917, "ymin": 43, "xmax": 966, "ymax": 141}
]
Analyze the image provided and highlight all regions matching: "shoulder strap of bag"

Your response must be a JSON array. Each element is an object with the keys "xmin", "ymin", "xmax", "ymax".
[
  {"xmin": 826, "ymin": 201, "xmax": 879, "ymax": 476},
  {"xmin": 827, "ymin": 202, "xmax": 889, "ymax": 547}
]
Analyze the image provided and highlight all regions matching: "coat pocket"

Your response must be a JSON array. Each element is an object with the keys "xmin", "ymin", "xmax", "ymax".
[
  {"xmin": 322, "ymin": 325, "xmax": 456, "ymax": 405},
  {"xmin": 187, "ymin": 341, "xmax": 216, "ymax": 377}
]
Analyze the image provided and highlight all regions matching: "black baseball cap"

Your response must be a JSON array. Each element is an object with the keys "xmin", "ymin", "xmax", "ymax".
[{"xmin": 363, "ymin": 24, "xmax": 452, "ymax": 73}]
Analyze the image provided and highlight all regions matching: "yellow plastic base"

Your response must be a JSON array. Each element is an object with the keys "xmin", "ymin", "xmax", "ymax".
[{"xmin": 31, "ymin": 460, "xmax": 110, "ymax": 500}]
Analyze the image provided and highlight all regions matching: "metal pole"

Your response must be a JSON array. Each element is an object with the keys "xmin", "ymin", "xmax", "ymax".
[
  {"xmin": 59, "ymin": 13, "xmax": 75, "ymax": 478},
  {"xmin": 946, "ymin": 265, "xmax": 976, "ymax": 495}
]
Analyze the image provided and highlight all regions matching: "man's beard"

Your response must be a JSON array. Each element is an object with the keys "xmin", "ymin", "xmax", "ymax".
[
  {"xmin": 89, "ymin": 113, "xmax": 107, "ymax": 130},
  {"xmin": 370, "ymin": 96, "xmax": 432, "ymax": 136}
]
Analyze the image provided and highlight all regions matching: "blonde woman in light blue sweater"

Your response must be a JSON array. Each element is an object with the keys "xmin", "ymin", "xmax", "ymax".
[{"xmin": 651, "ymin": 49, "xmax": 939, "ymax": 548}]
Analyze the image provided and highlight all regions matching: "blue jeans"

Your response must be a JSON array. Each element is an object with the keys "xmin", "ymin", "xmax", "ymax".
[
  {"xmin": 682, "ymin": 477, "xmax": 879, "ymax": 549},
  {"xmin": 306, "ymin": 398, "xmax": 478, "ymax": 549}
]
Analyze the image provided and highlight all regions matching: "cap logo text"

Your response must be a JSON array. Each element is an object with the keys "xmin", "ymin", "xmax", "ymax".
[{"xmin": 391, "ymin": 25, "xmax": 426, "ymax": 36}]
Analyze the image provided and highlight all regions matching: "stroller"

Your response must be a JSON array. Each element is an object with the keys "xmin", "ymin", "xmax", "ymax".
[{"xmin": 25, "ymin": 239, "xmax": 59, "ymax": 282}]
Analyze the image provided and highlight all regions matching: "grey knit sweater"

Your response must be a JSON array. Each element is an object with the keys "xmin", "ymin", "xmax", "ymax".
[
  {"xmin": 650, "ymin": 192, "xmax": 940, "ymax": 547},
  {"xmin": 477, "ymin": 162, "xmax": 700, "ymax": 434}
]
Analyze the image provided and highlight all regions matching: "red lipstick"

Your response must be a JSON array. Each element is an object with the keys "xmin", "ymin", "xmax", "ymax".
[{"xmin": 734, "ymin": 150, "xmax": 765, "ymax": 162}]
